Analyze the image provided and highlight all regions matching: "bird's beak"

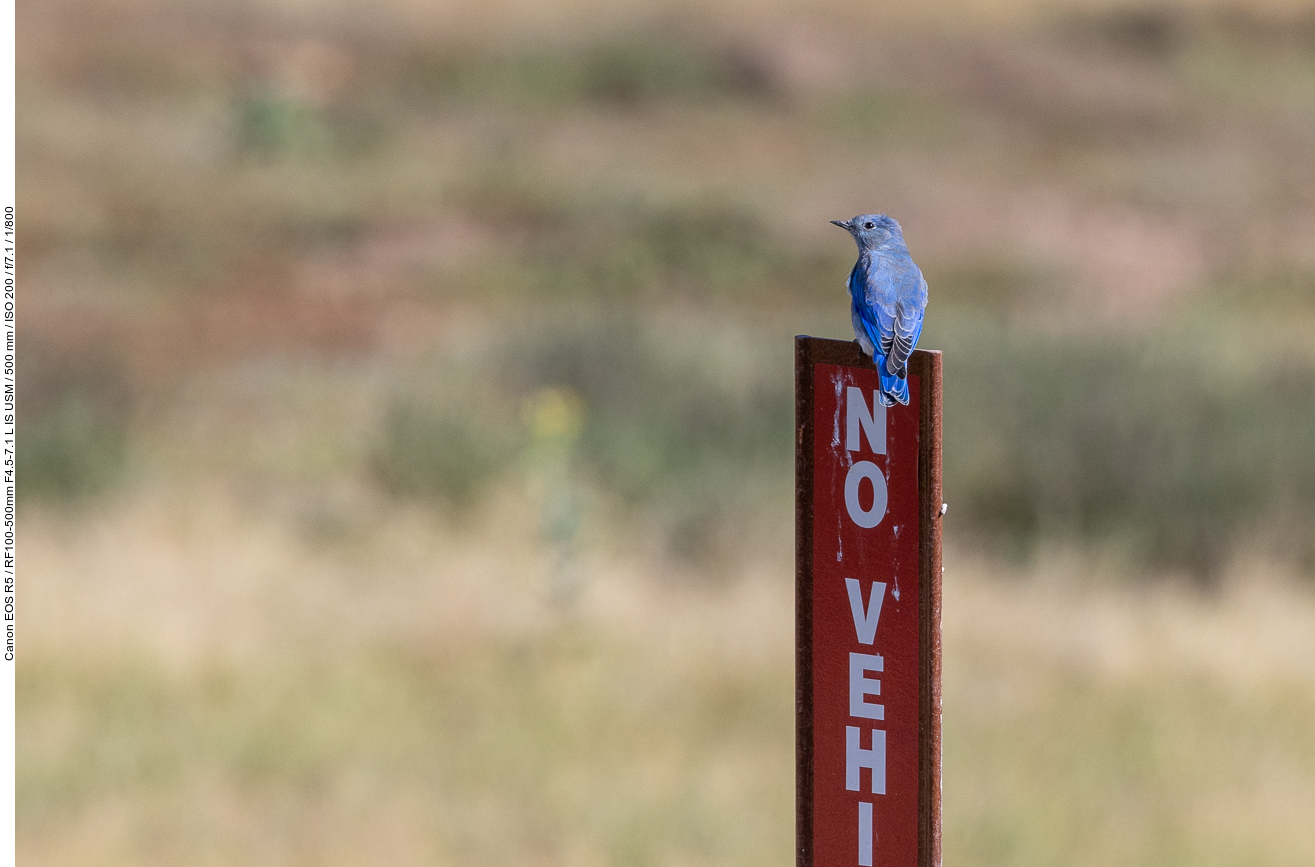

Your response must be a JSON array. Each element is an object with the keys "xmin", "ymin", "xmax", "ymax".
[{"xmin": 830, "ymin": 219, "xmax": 853, "ymax": 231}]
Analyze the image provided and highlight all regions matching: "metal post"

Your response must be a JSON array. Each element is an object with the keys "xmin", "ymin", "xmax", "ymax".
[{"xmin": 796, "ymin": 337, "xmax": 942, "ymax": 867}]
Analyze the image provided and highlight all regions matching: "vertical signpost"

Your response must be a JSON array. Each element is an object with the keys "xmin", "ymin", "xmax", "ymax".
[{"xmin": 796, "ymin": 337, "xmax": 942, "ymax": 867}]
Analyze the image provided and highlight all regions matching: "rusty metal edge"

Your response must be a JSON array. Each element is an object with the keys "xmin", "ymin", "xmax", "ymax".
[
  {"xmin": 913, "ymin": 348, "xmax": 944, "ymax": 867},
  {"xmin": 795, "ymin": 336, "xmax": 815, "ymax": 867}
]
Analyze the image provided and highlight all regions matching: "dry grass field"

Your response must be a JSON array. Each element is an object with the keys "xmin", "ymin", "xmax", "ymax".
[
  {"xmin": 20, "ymin": 492, "xmax": 1315, "ymax": 865},
  {"xmin": 18, "ymin": 0, "xmax": 1315, "ymax": 863}
]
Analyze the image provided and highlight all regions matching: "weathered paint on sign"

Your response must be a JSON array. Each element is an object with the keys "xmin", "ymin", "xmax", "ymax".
[
  {"xmin": 812, "ymin": 363, "xmax": 920, "ymax": 866},
  {"xmin": 796, "ymin": 338, "xmax": 942, "ymax": 867}
]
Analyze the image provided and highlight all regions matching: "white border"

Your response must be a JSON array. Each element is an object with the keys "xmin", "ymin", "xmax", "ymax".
[{"xmin": 1, "ymin": 0, "xmax": 15, "ymax": 860}]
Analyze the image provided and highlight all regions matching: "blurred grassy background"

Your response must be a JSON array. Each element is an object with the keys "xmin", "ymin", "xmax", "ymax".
[{"xmin": 17, "ymin": 0, "xmax": 1315, "ymax": 863}]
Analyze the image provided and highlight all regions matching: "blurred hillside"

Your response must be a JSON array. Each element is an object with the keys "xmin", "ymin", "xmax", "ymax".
[
  {"xmin": 17, "ymin": 0, "xmax": 1315, "ymax": 864},
  {"xmin": 20, "ymin": 0, "xmax": 1315, "ymax": 576}
]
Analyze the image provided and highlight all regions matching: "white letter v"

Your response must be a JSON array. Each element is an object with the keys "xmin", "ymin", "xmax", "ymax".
[{"xmin": 845, "ymin": 578, "xmax": 886, "ymax": 646}]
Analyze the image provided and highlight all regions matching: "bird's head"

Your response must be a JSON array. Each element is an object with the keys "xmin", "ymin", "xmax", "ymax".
[{"xmin": 830, "ymin": 214, "xmax": 902, "ymax": 250}]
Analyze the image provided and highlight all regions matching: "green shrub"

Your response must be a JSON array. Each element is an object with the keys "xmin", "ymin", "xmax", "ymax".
[
  {"xmin": 940, "ymin": 329, "xmax": 1315, "ymax": 581},
  {"xmin": 18, "ymin": 344, "xmax": 131, "ymax": 503},
  {"xmin": 509, "ymin": 319, "xmax": 789, "ymax": 479},
  {"xmin": 399, "ymin": 32, "xmax": 776, "ymax": 109},
  {"xmin": 371, "ymin": 395, "xmax": 508, "ymax": 511}
]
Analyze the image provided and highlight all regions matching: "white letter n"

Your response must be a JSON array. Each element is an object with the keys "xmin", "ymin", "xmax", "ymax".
[{"xmin": 846, "ymin": 387, "xmax": 886, "ymax": 455}]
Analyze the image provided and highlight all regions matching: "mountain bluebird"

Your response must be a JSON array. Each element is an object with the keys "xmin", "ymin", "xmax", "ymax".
[{"xmin": 831, "ymin": 214, "xmax": 928, "ymax": 406}]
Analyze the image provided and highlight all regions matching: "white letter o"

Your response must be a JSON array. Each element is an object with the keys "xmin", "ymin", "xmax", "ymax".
[{"xmin": 844, "ymin": 461, "xmax": 888, "ymax": 529}]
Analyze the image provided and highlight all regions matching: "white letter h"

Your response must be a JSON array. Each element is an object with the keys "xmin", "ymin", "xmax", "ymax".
[{"xmin": 845, "ymin": 726, "xmax": 886, "ymax": 794}]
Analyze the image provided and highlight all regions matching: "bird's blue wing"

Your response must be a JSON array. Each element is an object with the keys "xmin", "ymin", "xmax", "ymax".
[
  {"xmin": 888, "ymin": 298, "xmax": 924, "ymax": 377},
  {"xmin": 874, "ymin": 301, "xmax": 898, "ymax": 360},
  {"xmin": 868, "ymin": 260, "xmax": 926, "ymax": 369},
  {"xmin": 854, "ymin": 263, "xmax": 898, "ymax": 362},
  {"xmin": 848, "ymin": 264, "xmax": 885, "ymax": 358},
  {"xmin": 859, "ymin": 256, "xmax": 927, "ymax": 405},
  {"xmin": 851, "ymin": 255, "xmax": 927, "ymax": 406}
]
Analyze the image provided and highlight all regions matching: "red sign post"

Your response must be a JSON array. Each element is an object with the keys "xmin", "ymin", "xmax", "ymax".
[{"xmin": 795, "ymin": 337, "xmax": 942, "ymax": 867}]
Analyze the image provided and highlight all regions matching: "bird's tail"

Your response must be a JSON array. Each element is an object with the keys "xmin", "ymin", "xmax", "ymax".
[{"xmin": 877, "ymin": 355, "xmax": 910, "ymax": 406}]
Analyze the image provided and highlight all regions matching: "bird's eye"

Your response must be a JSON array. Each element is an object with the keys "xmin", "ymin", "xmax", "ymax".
[{"xmin": 864, "ymin": 222, "xmax": 875, "ymax": 229}]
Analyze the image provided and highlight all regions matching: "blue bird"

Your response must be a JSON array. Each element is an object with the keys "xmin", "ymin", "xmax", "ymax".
[{"xmin": 831, "ymin": 214, "xmax": 928, "ymax": 406}]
